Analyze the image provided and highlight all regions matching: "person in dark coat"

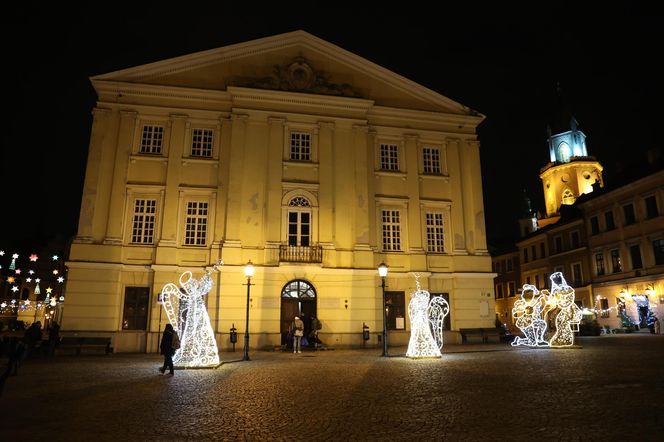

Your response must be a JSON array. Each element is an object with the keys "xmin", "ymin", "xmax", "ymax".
[
  {"xmin": 47, "ymin": 322, "xmax": 61, "ymax": 357},
  {"xmin": 159, "ymin": 324, "xmax": 176, "ymax": 375}
]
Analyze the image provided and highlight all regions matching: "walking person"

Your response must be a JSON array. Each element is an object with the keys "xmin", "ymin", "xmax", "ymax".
[
  {"xmin": 159, "ymin": 324, "xmax": 179, "ymax": 375},
  {"xmin": 292, "ymin": 316, "xmax": 304, "ymax": 354}
]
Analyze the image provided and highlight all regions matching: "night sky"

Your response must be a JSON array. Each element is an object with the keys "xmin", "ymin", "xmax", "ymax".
[{"xmin": 2, "ymin": 5, "xmax": 661, "ymax": 253}]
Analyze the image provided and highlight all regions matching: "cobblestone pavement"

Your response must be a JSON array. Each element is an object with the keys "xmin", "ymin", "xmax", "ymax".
[{"xmin": 2, "ymin": 335, "xmax": 664, "ymax": 441}]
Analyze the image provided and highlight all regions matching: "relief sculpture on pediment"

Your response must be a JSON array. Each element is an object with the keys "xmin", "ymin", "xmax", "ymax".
[{"xmin": 229, "ymin": 56, "xmax": 362, "ymax": 98}]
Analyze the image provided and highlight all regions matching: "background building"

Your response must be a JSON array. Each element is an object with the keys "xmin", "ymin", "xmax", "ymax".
[{"xmin": 63, "ymin": 31, "xmax": 495, "ymax": 352}]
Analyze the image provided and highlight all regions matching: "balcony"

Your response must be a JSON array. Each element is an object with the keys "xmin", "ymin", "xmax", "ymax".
[{"xmin": 279, "ymin": 245, "xmax": 322, "ymax": 263}]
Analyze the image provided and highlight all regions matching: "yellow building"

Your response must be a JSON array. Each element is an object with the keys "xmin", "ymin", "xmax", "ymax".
[
  {"xmin": 577, "ymin": 167, "xmax": 664, "ymax": 331},
  {"xmin": 63, "ymin": 31, "xmax": 495, "ymax": 353}
]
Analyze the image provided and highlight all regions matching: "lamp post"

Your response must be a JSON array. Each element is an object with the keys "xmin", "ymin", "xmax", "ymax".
[
  {"xmin": 242, "ymin": 260, "xmax": 255, "ymax": 361},
  {"xmin": 378, "ymin": 262, "xmax": 389, "ymax": 357}
]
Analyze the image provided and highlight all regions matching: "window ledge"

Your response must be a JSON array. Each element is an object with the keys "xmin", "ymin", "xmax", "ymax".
[{"xmin": 375, "ymin": 170, "xmax": 407, "ymax": 179}]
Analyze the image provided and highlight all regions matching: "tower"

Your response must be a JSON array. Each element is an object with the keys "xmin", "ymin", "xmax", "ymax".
[{"xmin": 539, "ymin": 88, "xmax": 603, "ymax": 218}]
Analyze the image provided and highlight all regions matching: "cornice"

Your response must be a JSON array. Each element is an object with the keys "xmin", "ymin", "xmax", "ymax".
[
  {"xmin": 91, "ymin": 80, "xmax": 232, "ymax": 106},
  {"xmin": 369, "ymin": 105, "xmax": 485, "ymax": 127}
]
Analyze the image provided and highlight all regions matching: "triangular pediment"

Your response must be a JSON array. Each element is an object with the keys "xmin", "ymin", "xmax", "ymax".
[{"xmin": 92, "ymin": 30, "xmax": 478, "ymax": 115}]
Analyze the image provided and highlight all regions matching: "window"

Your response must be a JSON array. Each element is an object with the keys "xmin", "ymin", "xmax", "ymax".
[
  {"xmin": 385, "ymin": 291, "xmax": 405, "ymax": 330},
  {"xmin": 290, "ymin": 132, "xmax": 311, "ymax": 161},
  {"xmin": 600, "ymin": 298, "xmax": 610, "ymax": 318},
  {"xmin": 554, "ymin": 266, "xmax": 564, "ymax": 275},
  {"xmin": 535, "ymin": 275, "xmax": 540, "ymax": 289},
  {"xmin": 380, "ymin": 143, "xmax": 399, "ymax": 171},
  {"xmin": 523, "ymin": 248, "xmax": 528, "ymax": 263},
  {"xmin": 572, "ymin": 262, "xmax": 582, "ymax": 286},
  {"xmin": 381, "ymin": 210, "xmax": 402, "ymax": 251},
  {"xmin": 645, "ymin": 195, "xmax": 659, "ymax": 219},
  {"xmin": 140, "ymin": 125, "xmax": 164, "ymax": 154},
  {"xmin": 558, "ymin": 142, "xmax": 571, "ymax": 162},
  {"xmin": 191, "ymin": 128, "xmax": 213, "ymax": 157},
  {"xmin": 531, "ymin": 245, "xmax": 537, "ymax": 260},
  {"xmin": 610, "ymin": 249, "xmax": 622, "ymax": 273},
  {"xmin": 496, "ymin": 284, "xmax": 504, "ymax": 299},
  {"xmin": 540, "ymin": 243, "xmax": 546, "ymax": 259},
  {"xmin": 184, "ymin": 201, "xmax": 208, "ymax": 246},
  {"xmin": 570, "ymin": 231, "xmax": 580, "ymax": 249},
  {"xmin": 595, "ymin": 253, "xmax": 605, "ymax": 276},
  {"xmin": 623, "ymin": 203, "xmax": 636, "ymax": 225},
  {"xmin": 422, "ymin": 147, "xmax": 441, "ymax": 174},
  {"xmin": 130, "ymin": 199, "xmax": 156, "ymax": 244},
  {"xmin": 526, "ymin": 276, "xmax": 531, "ymax": 285},
  {"xmin": 288, "ymin": 197, "xmax": 311, "ymax": 247},
  {"xmin": 506, "ymin": 258, "xmax": 513, "ymax": 272},
  {"xmin": 508, "ymin": 281, "xmax": 516, "ymax": 297},
  {"xmin": 590, "ymin": 216, "xmax": 599, "ymax": 235},
  {"xmin": 425, "ymin": 212, "xmax": 445, "ymax": 253},
  {"xmin": 605, "ymin": 210, "xmax": 615, "ymax": 230},
  {"xmin": 629, "ymin": 244, "xmax": 643, "ymax": 269},
  {"xmin": 653, "ymin": 239, "xmax": 664, "ymax": 265},
  {"xmin": 554, "ymin": 235, "xmax": 563, "ymax": 254},
  {"xmin": 495, "ymin": 261, "xmax": 502, "ymax": 274},
  {"xmin": 122, "ymin": 287, "xmax": 149, "ymax": 330},
  {"xmin": 543, "ymin": 273, "xmax": 549, "ymax": 288},
  {"xmin": 562, "ymin": 188, "xmax": 575, "ymax": 205}
]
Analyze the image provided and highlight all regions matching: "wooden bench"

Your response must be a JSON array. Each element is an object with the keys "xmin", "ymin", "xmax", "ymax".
[
  {"xmin": 459, "ymin": 328, "xmax": 485, "ymax": 344},
  {"xmin": 59, "ymin": 337, "xmax": 113, "ymax": 355}
]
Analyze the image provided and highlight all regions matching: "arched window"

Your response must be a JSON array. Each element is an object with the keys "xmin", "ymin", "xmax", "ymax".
[
  {"xmin": 281, "ymin": 280, "xmax": 316, "ymax": 298},
  {"xmin": 558, "ymin": 142, "xmax": 571, "ymax": 162},
  {"xmin": 287, "ymin": 197, "xmax": 311, "ymax": 246},
  {"xmin": 562, "ymin": 188, "xmax": 576, "ymax": 205}
]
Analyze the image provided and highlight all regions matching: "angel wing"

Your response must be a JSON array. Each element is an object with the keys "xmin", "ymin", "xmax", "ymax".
[
  {"xmin": 428, "ymin": 296, "xmax": 450, "ymax": 350},
  {"xmin": 161, "ymin": 282, "xmax": 184, "ymax": 332}
]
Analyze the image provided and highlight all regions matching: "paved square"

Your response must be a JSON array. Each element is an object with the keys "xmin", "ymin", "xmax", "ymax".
[{"xmin": 2, "ymin": 335, "xmax": 664, "ymax": 441}]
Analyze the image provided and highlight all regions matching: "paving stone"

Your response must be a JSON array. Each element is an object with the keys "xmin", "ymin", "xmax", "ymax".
[{"xmin": 1, "ymin": 335, "xmax": 663, "ymax": 441}]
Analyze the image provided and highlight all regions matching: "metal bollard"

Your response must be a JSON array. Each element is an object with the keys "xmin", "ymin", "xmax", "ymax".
[
  {"xmin": 230, "ymin": 324, "xmax": 237, "ymax": 352},
  {"xmin": 362, "ymin": 322, "xmax": 370, "ymax": 344}
]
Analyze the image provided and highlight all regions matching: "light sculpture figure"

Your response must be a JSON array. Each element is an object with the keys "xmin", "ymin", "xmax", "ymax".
[
  {"xmin": 511, "ymin": 284, "xmax": 548, "ymax": 347},
  {"xmin": 511, "ymin": 272, "xmax": 583, "ymax": 348},
  {"xmin": 406, "ymin": 276, "xmax": 449, "ymax": 358},
  {"xmin": 548, "ymin": 272, "xmax": 583, "ymax": 347},
  {"xmin": 161, "ymin": 260, "xmax": 222, "ymax": 368}
]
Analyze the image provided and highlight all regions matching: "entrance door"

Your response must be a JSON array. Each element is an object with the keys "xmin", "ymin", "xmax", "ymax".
[{"xmin": 280, "ymin": 280, "xmax": 317, "ymax": 345}]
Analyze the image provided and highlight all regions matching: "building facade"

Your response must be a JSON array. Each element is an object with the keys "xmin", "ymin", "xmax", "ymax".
[
  {"xmin": 63, "ymin": 31, "xmax": 495, "ymax": 352},
  {"xmin": 577, "ymin": 168, "xmax": 664, "ymax": 331}
]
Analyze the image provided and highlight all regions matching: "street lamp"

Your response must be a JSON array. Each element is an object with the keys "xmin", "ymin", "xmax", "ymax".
[
  {"xmin": 378, "ymin": 262, "xmax": 389, "ymax": 357},
  {"xmin": 242, "ymin": 260, "xmax": 255, "ymax": 361}
]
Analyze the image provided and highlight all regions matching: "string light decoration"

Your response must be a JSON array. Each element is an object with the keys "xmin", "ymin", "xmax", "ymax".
[
  {"xmin": 548, "ymin": 272, "xmax": 583, "ymax": 347},
  {"xmin": 406, "ymin": 275, "xmax": 449, "ymax": 358},
  {"xmin": 160, "ymin": 260, "xmax": 223, "ymax": 368},
  {"xmin": 511, "ymin": 272, "xmax": 583, "ymax": 348},
  {"xmin": 511, "ymin": 284, "xmax": 549, "ymax": 347}
]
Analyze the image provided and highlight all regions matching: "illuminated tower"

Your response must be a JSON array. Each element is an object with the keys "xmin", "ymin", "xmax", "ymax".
[{"xmin": 539, "ymin": 91, "xmax": 603, "ymax": 218}]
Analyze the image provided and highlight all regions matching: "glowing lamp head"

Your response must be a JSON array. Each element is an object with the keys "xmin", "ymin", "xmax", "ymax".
[
  {"xmin": 645, "ymin": 286, "xmax": 655, "ymax": 297},
  {"xmin": 244, "ymin": 260, "xmax": 255, "ymax": 278},
  {"xmin": 378, "ymin": 262, "xmax": 389, "ymax": 278}
]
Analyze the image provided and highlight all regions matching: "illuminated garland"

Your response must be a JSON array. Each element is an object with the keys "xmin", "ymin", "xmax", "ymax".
[
  {"xmin": 161, "ymin": 261, "xmax": 222, "ymax": 368},
  {"xmin": 511, "ymin": 272, "xmax": 582, "ymax": 348},
  {"xmin": 406, "ymin": 276, "xmax": 449, "ymax": 358}
]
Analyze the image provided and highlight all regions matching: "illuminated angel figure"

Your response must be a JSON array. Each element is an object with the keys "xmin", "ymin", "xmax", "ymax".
[
  {"xmin": 548, "ymin": 272, "xmax": 583, "ymax": 347},
  {"xmin": 406, "ymin": 278, "xmax": 450, "ymax": 358},
  {"xmin": 161, "ymin": 261, "xmax": 222, "ymax": 367},
  {"xmin": 511, "ymin": 284, "xmax": 548, "ymax": 347}
]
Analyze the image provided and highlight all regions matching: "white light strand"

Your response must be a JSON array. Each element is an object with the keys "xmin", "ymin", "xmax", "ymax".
[
  {"xmin": 511, "ymin": 272, "xmax": 582, "ymax": 348},
  {"xmin": 406, "ymin": 275, "xmax": 449, "ymax": 358},
  {"xmin": 161, "ymin": 261, "xmax": 222, "ymax": 368}
]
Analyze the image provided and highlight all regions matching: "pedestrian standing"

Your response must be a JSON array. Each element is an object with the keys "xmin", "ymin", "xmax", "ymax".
[
  {"xmin": 292, "ymin": 316, "xmax": 304, "ymax": 354},
  {"xmin": 159, "ymin": 324, "xmax": 178, "ymax": 375},
  {"xmin": 47, "ymin": 321, "xmax": 61, "ymax": 357}
]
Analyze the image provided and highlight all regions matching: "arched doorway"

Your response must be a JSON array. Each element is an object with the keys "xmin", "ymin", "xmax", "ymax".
[{"xmin": 280, "ymin": 280, "xmax": 317, "ymax": 346}]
